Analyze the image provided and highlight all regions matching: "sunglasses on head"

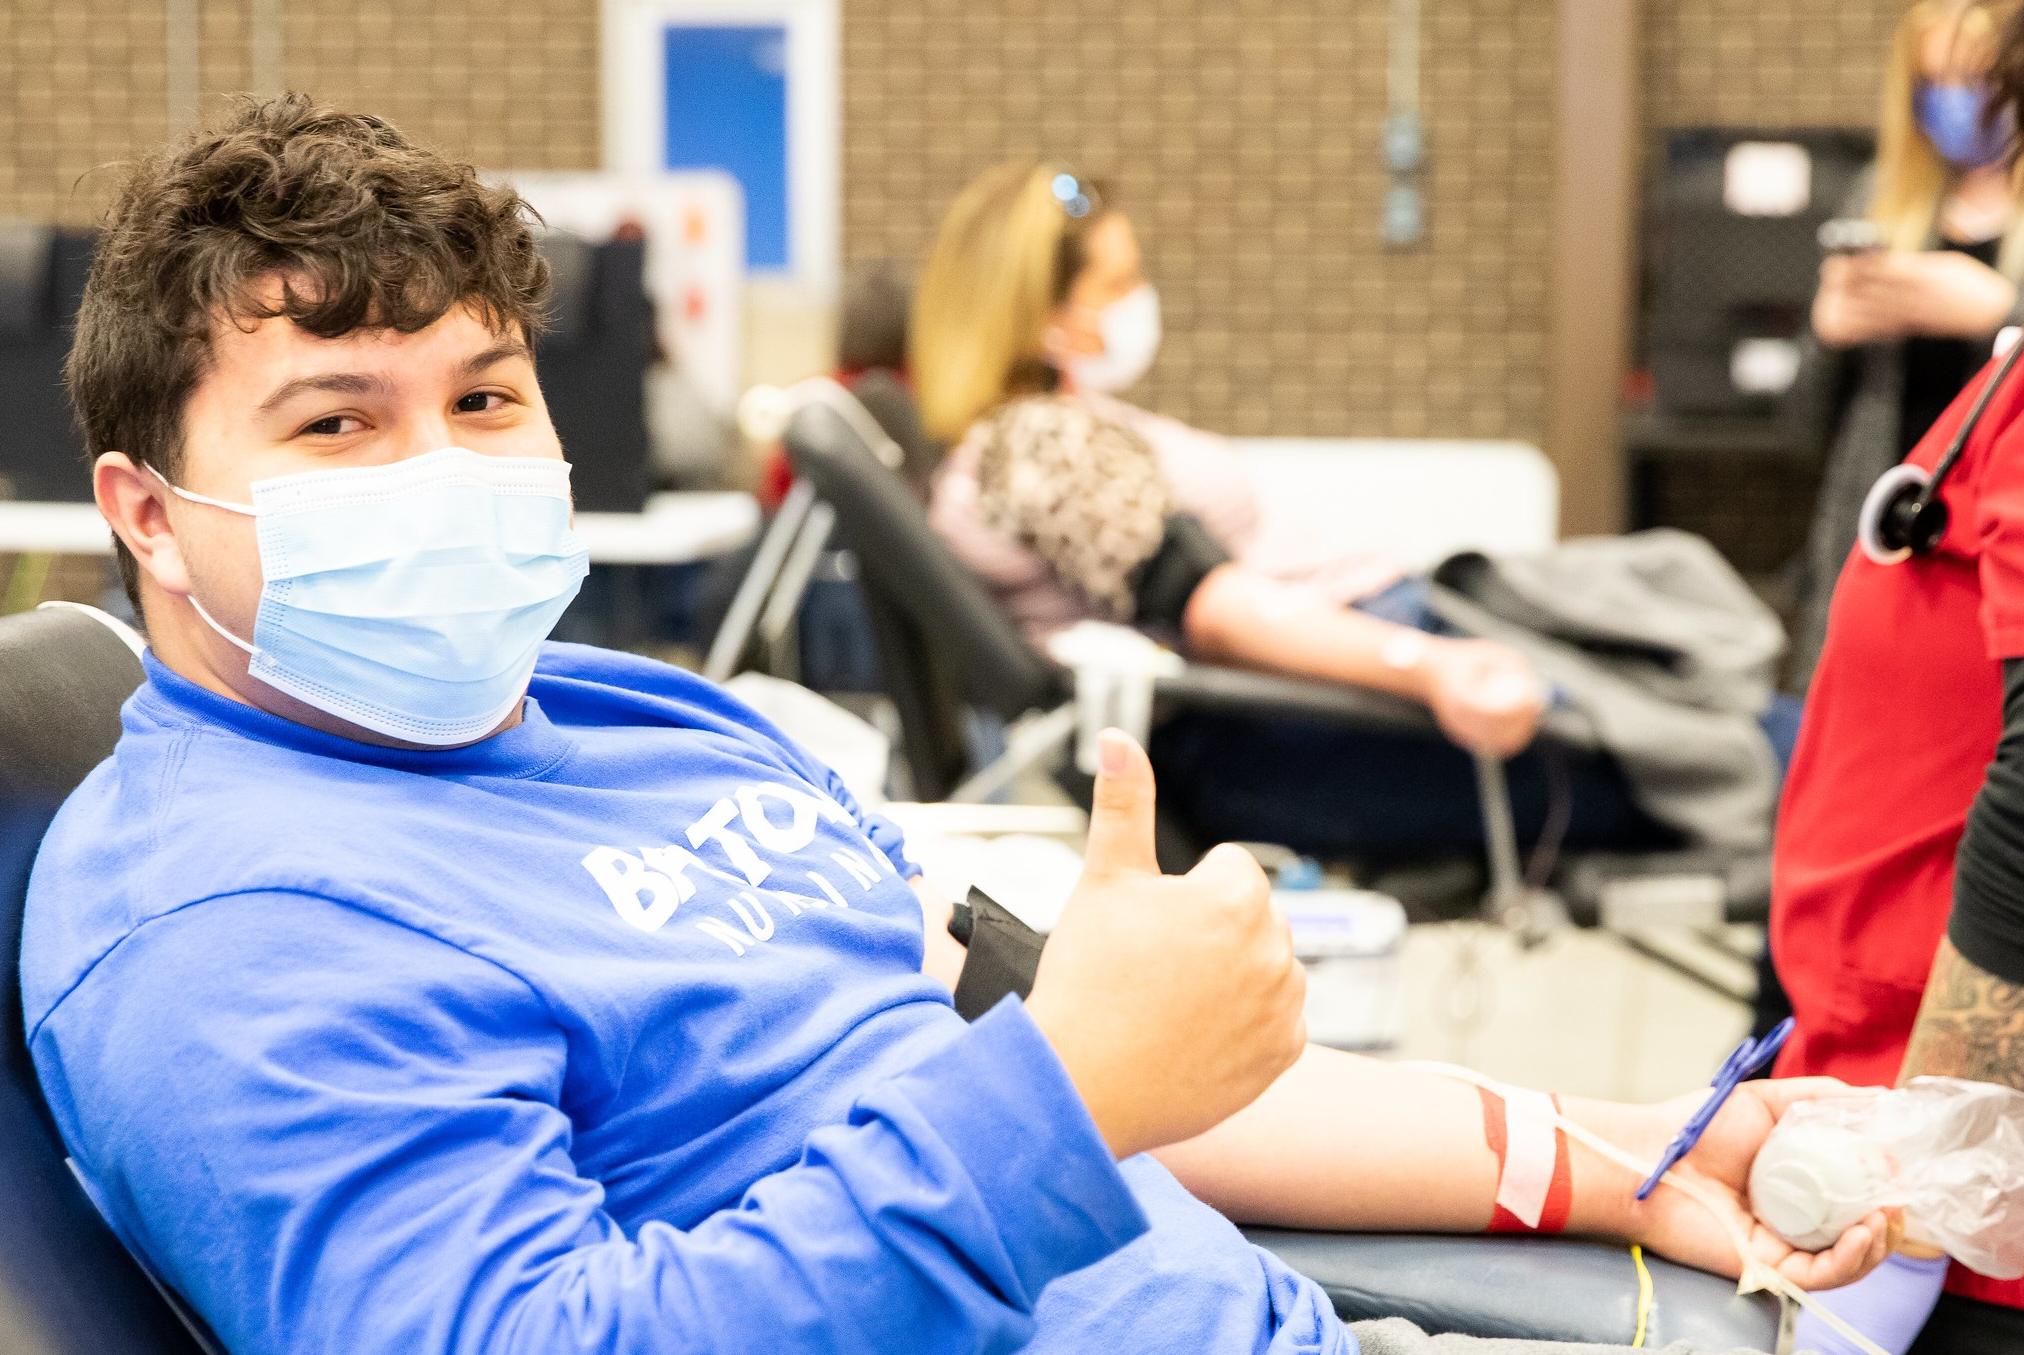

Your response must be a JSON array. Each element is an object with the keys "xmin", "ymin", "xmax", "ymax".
[{"xmin": 1049, "ymin": 170, "xmax": 1102, "ymax": 220}]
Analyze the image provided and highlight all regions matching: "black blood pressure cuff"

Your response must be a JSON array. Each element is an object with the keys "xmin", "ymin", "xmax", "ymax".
[
  {"xmin": 1128, "ymin": 513, "xmax": 1232, "ymax": 631},
  {"xmin": 948, "ymin": 888, "xmax": 1048, "ymax": 1022},
  {"xmin": 1951, "ymin": 658, "xmax": 2024, "ymax": 987}
]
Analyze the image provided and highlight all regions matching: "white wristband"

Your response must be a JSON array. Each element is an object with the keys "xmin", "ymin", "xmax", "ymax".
[{"xmin": 1379, "ymin": 630, "xmax": 1431, "ymax": 674}]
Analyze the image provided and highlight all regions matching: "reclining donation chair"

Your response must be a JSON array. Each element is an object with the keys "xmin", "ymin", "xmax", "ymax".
[
  {"xmin": 0, "ymin": 605, "xmax": 210, "ymax": 1352},
  {"xmin": 0, "ymin": 602, "xmax": 1776, "ymax": 1349},
  {"xmin": 713, "ymin": 376, "xmax": 1778, "ymax": 998}
]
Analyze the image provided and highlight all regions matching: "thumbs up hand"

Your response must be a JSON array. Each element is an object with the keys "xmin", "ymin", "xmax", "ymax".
[{"xmin": 1026, "ymin": 730, "xmax": 1308, "ymax": 1160}]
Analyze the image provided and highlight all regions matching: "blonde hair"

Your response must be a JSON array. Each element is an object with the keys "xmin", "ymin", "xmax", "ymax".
[
  {"xmin": 911, "ymin": 161, "xmax": 1100, "ymax": 443},
  {"xmin": 1873, "ymin": 0, "xmax": 2024, "ymax": 269}
]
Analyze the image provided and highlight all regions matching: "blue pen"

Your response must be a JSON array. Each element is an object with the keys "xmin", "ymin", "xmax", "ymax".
[{"xmin": 1634, "ymin": 1016, "xmax": 1795, "ymax": 1201}]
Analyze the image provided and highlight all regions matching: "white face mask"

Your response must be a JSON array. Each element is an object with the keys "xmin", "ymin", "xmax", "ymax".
[{"xmin": 1063, "ymin": 284, "xmax": 1161, "ymax": 394}]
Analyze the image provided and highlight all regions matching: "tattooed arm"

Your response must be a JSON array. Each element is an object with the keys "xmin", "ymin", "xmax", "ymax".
[
  {"xmin": 1901, "ymin": 937, "xmax": 2024, "ymax": 1088},
  {"xmin": 1902, "ymin": 659, "xmax": 2024, "ymax": 1088}
]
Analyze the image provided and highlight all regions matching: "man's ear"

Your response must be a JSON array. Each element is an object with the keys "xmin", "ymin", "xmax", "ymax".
[{"xmin": 94, "ymin": 452, "xmax": 192, "ymax": 597}]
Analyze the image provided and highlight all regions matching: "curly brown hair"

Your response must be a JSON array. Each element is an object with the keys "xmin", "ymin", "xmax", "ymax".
[{"xmin": 66, "ymin": 92, "xmax": 552, "ymax": 616}]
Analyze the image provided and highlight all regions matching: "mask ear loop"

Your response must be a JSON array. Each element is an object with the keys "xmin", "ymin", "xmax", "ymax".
[
  {"xmin": 182, "ymin": 593, "xmax": 257, "ymax": 656},
  {"xmin": 145, "ymin": 462, "xmax": 258, "ymax": 515},
  {"xmin": 1402, "ymin": 1061, "xmax": 1891, "ymax": 1355},
  {"xmin": 144, "ymin": 464, "xmax": 260, "ymax": 655}
]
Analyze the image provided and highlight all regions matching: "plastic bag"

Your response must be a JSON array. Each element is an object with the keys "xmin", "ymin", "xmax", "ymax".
[{"xmin": 1748, "ymin": 1077, "xmax": 2024, "ymax": 1279}]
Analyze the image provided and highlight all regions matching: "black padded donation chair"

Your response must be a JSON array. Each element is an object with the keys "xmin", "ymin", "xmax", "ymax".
[
  {"xmin": 0, "ymin": 603, "xmax": 209, "ymax": 1353},
  {"xmin": 0, "ymin": 603, "xmax": 1777, "ymax": 1349},
  {"xmin": 0, "ymin": 224, "xmax": 96, "ymax": 503},
  {"xmin": 781, "ymin": 388, "xmax": 1459, "ymax": 842},
  {"xmin": 720, "ymin": 378, "xmax": 1781, "ymax": 985},
  {"xmin": 721, "ymin": 265, "xmax": 1781, "ymax": 970},
  {"xmin": 532, "ymin": 230, "xmax": 655, "ymax": 514}
]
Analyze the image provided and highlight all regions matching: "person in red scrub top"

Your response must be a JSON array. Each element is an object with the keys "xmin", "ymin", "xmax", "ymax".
[{"xmin": 1770, "ymin": 10, "xmax": 2024, "ymax": 1352}]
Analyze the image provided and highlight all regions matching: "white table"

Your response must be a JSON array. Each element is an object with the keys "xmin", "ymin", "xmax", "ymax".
[
  {"xmin": 0, "ymin": 491, "xmax": 760, "ymax": 564},
  {"xmin": 579, "ymin": 492, "xmax": 757, "ymax": 564}
]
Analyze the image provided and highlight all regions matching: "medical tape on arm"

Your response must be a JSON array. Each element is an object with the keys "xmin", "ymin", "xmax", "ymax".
[
  {"xmin": 1405, "ymin": 1061, "xmax": 1890, "ymax": 1355},
  {"xmin": 145, "ymin": 463, "xmax": 260, "ymax": 655},
  {"xmin": 1478, "ymin": 1085, "xmax": 1572, "ymax": 1231}
]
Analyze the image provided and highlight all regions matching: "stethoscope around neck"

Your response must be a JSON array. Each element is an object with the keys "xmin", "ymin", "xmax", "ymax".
[{"xmin": 1859, "ymin": 326, "xmax": 2024, "ymax": 564}]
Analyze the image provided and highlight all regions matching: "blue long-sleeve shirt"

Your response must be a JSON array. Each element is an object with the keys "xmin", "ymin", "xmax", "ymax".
[{"xmin": 22, "ymin": 643, "xmax": 1348, "ymax": 1354}]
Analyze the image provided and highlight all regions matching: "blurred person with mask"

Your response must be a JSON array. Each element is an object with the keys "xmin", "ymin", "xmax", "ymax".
[
  {"xmin": 1791, "ymin": 0, "xmax": 2024, "ymax": 688},
  {"xmin": 916, "ymin": 161, "xmax": 1800, "ymax": 864}
]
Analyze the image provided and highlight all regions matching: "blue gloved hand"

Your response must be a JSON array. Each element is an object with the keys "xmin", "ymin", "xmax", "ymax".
[{"xmin": 1792, "ymin": 1251, "xmax": 1949, "ymax": 1355}]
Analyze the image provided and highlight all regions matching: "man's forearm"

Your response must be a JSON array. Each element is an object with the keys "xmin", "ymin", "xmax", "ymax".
[
  {"xmin": 1152, "ymin": 1044, "xmax": 1644, "ymax": 1239},
  {"xmin": 1151, "ymin": 1045, "xmax": 1498, "ymax": 1232},
  {"xmin": 1921, "ymin": 655, "xmax": 2024, "ymax": 1088},
  {"xmin": 1898, "ymin": 938, "xmax": 2022, "ymax": 1253},
  {"xmin": 1901, "ymin": 936, "xmax": 2024, "ymax": 1088}
]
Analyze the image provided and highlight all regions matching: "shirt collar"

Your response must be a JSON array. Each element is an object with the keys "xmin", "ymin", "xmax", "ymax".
[{"xmin": 132, "ymin": 649, "xmax": 574, "ymax": 779}]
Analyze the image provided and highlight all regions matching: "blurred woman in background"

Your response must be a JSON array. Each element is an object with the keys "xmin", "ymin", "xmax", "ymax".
[
  {"xmin": 910, "ymin": 160, "xmax": 1796, "ymax": 864},
  {"xmin": 1792, "ymin": 0, "xmax": 2024, "ymax": 686},
  {"xmin": 914, "ymin": 161, "xmax": 1541, "ymax": 760}
]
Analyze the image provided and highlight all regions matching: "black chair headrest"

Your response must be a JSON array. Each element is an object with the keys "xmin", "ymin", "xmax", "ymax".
[
  {"xmin": 848, "ymin": 369, "xmax": 943, "ymax": 503},
  {"xmin": 837, "ymin": 260, "xmax": 912, "ymax": 376},
  {"xmin": 781, "ymin": 401, "xmax": 1064, "ymax": 718},
  {"xmin": 0, "ymin": 222, "xmax": 54, "ymax": 339},
  {"xmin": 537, "ymin": 229, "xmax": 598, "ymax": 347}
]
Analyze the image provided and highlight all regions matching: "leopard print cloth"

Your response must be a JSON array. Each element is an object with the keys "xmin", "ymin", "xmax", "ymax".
[{"xmin": 971, "ymin": 395, "xmax": 1173, "ymax": 622}]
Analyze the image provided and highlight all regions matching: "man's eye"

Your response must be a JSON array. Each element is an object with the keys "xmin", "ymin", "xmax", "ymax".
[
  {"xmin": 456, "ymin": 391, "xmax": 510, "ymax": 414},
  {"xmin": 302, "ymin": 415, "xmax": 352, "ymax": 437}
]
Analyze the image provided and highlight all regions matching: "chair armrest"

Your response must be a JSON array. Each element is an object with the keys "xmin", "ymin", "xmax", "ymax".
[
  {"xmin": 1243, "ymin": 1228, "xmax": 1779, "ymax": 1350},
  {"xmin": 1557, "ymin": 849, "xmax": 1773, "ymax": 927},
  {"xmin": 1151, "ymin": 664, "xmax": 1439, "ymax": 734},
  {"xmin": 1152, "ymin": 663, "xmax": 1589, "ymax": 745},
  {"xmin": 1150, "ymin": 660, "xmax": 1778, "ymax": 937}
]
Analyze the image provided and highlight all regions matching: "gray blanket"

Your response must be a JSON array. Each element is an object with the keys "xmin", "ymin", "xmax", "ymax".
[
  {"xmin": 1426, "ymin": 530, "xmax": 1785, "ymax": 851},
  {"xmin": 1351, "ymin": 1317, "xmax": 1758, "ymax": 1355}
]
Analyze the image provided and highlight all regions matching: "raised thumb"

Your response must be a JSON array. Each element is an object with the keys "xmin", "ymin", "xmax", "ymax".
[{"xmin": 1083, "ymin": 728, "xmax": 1161, "ymax": 878}]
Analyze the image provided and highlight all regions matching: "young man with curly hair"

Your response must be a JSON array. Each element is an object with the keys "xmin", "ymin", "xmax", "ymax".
[{"xmin": 21, "ymin": 95, "xmax": 1888, "ymax": 1355}]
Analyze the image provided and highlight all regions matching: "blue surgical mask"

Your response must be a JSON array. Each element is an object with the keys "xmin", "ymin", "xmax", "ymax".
[
  {"xmin": 154, "ymin": 447, "xmax": 590, "ymax": 745},
  {"xmin": 1916, "ymin": 81, "xmax": 2017, "ymax": 170}
]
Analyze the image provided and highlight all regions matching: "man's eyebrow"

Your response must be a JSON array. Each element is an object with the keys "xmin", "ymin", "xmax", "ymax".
[
  {"xmin": 459, "ymin": 339, "xmax": 534, "ymax": 377},
  {"xmin": 256, "ymin": 371, "xmax": 395, "ymax": 415},
  {"xmin": 253, "ymin": 341, "xmax": 530, "ymax": 416}
]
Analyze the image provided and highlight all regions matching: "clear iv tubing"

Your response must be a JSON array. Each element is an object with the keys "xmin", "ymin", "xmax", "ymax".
[{"xmin": 1401, "ymin": 1061, "xmax": 1890, "ymax": 1355}]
